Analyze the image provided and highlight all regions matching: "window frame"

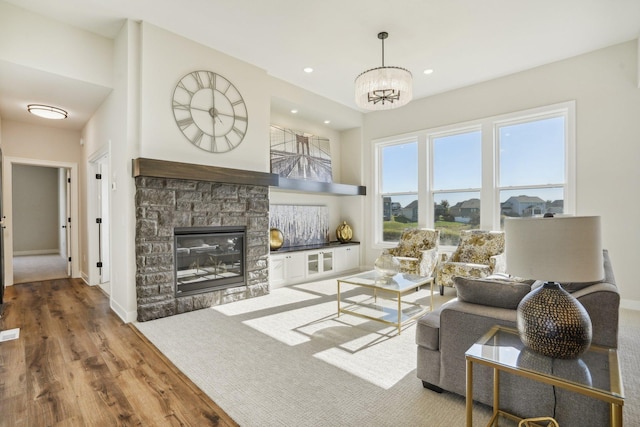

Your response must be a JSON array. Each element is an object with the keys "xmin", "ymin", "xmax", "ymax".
[{"xmin": 372, "ymin": 101, "xmax": 576, "ymax": 249}]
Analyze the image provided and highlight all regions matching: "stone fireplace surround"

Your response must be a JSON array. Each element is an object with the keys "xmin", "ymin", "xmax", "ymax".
[{"xmin": 133, "ymin": 158, "xmax": 279, "ymax": 322}]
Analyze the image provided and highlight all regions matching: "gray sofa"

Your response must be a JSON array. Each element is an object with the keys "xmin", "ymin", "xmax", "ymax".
[{"xmin": 416, "ymin": 250, "xmax": 619, "ymax": 427}]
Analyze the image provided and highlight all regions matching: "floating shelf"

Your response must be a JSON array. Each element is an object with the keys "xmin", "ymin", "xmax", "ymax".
[
  {"xmin": 274, "ymin": 177, "xmax": 366, "ymax": 196},
  {"xmin": 132, "ymin": 158, "xmax": 366, "ymax": 196}
]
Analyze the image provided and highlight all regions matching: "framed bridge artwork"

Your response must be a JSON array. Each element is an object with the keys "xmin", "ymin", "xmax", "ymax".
[{"xmin": 269, "ymin": 125, "xmax": 333, "ymax": 183}]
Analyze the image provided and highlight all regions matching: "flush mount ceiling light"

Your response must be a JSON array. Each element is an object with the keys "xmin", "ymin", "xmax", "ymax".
[
  {"xmin": 355, "ymin": 31, "xmax": 413, "ymax": 110},
  {"xmin": 27, "ymin": 104, "xmax": 68, "ymax": 120}
]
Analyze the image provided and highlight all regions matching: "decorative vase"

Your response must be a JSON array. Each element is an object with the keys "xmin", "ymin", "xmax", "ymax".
[
  {"xmin": 516, "ymin": 282, "xmax": 592, "ymax": 359},
  {"xmin": 374, "ymin": 253, "xmax": 400, "ymax": 277},
  {"xmin": 336, "ymin": 221, "xmax": 353, "ymax": 243},
  {"xmin": 269, "ymin": 228, "xmax": 284, "ymax": 250}
]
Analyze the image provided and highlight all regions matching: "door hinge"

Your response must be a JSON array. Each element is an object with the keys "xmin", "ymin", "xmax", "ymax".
[
  {"xmin": 67, "ymin": 177, "xmax": 71, "ymax": 183},
  {"xmin": 96, "ymin": 218, "xmax": 102, "ymax": 224},
  {"xmin": 97, "ymin": 262, "xmax": 103, "ymax": 268},
  {"xmin": 96, "ymin": 173, "xmax": 102, "ymax": 179},
  {"xmin": 68, "ymin": 217, "xmax": 71, "ymax": 223},
  {"xmin": 68, "ymin": 257, "xmax": 71, "ymax": 262}
]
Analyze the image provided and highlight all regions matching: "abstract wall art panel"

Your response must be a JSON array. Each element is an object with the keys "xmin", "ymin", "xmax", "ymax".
[
  {"xmin": 270, "ymin": 125, "xmax": 333, "ymax": 183},
  {"xmin": 270, "ymin": 205, "xmax": 329, "ymax": 248}
]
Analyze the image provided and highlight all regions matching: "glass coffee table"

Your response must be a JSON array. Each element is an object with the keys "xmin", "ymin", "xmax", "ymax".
[
  {"xmin": 336, "ymin": 270, "xmax": 434, "ymax": 335},
  {"xmin": 465, "ymin": 325, "xmax": 624, "ymax": 427}
]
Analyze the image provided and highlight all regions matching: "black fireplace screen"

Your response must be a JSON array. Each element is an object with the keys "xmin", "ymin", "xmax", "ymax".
[{"xmin": 174, "ymin": 226, "xmax": 246, "ymax": 296}]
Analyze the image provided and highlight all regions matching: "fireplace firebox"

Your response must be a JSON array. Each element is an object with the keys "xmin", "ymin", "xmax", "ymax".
[{"xmin": 174, "ymin": 226, "xmax": 246, "ymax": 297}]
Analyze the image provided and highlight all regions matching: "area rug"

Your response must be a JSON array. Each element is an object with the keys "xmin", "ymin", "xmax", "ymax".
[
  {"xmin": 135, "ymin": 279, "xmax": 640, "ymax": 426},
  {"xmin": 135, "ymin": 279, "xmax": 493, "ymax": 426}
]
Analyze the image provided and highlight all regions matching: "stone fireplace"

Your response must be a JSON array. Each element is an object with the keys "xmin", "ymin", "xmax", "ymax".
[{"xmin": 133, "ymin": 158, "xmax": 278, "ymax": 322}]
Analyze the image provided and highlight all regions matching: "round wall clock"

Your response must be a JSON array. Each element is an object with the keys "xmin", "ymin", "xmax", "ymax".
[{"xmin": 172, "ymin": 70, "xmax": 248, "ymax": 153}]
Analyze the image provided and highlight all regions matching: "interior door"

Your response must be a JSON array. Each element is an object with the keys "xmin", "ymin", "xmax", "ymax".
[
  {"xmin": 65, "ymin": 169, "xmax": 72, "ymax": 276},
  {"xmin": 0, "ymin": 148, "xmax": 4, "ymax": 305},
  {"xmin": 96, "ymin": 156, "xmax": 110, "ymax": 289}
]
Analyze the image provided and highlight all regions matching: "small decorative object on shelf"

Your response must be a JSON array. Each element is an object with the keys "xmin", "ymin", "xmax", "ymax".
[
  {"xmin": 336, "ymin": 221, "xmax": 353, "ymax": 243},
  {"xmin": 374, "ymin": 253, "xmax": 400, "ymax": 277},
  {"xmin": 270, "ymin": 228, "xmax": 284, "ymax": 250}
]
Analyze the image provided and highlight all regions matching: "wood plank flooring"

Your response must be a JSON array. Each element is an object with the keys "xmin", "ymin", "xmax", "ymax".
[{"xmin": 0, "ymin": 278, "xmax": 239, "ymax": 427}]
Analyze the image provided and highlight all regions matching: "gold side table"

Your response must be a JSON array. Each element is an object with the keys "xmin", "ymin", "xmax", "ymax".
[{"xmin": 465, "ymin": 325, "xmax": 624, "ymax": 427}]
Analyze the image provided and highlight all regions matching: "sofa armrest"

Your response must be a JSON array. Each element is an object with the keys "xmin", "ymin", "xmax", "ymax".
[
  {"xmin": 435, "ymin": 300, "xmax": 517, "ymax": 397},
  {"xmin": 574, "ymin": 282, "xmax": 620, "ymax": 348}
]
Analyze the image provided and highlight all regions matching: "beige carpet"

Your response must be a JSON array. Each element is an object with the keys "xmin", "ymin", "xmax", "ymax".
[
  {"xmin": 135, "ymin": 279, "xmax": 640, "ymax": 427},
  {"xmin": 13, "ymin": 254, "xmax": 69, "ymax": 284}
]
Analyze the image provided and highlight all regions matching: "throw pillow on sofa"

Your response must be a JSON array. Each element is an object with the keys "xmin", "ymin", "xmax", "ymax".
[{"xmin": 454, "ymin": 276, "xmax": 532, "ymax": 309}]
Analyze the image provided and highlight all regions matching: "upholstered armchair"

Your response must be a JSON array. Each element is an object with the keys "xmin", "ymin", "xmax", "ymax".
[
  {"xmin": 435, "ymin": 230, "xmax": 505, "ymax": 295},
  {"xmin": 383, "ymin": 228, "xmax": 440, "ymax": 277}
]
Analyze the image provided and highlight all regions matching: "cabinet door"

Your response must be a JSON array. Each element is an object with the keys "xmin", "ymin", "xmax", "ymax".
[
  {"xmin": 335, "ymin": 245, "xmax": 360, "ymax": 272},
  {"xmin": 269, "ymin": 254, "xmax": 286, "ymax": 287},
  {"xmin": 322, "ymin": 250, "xmax": 334, "ymax": 274},
  {"xmin": 286, "ymin": 252, "xmax": 306, "ymax": 282},
  {"xmin": 306, "ymin": 250, "xmax": 334, "ymax": 276},
  {"xmin": 307, "ymin": 252, "xmax": 320, "ymax": 275}
]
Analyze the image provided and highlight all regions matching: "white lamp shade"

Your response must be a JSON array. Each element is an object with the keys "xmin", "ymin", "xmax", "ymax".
[
  {"xmin": 354, "ymin": 66, "xmax": 412, "ymax": 110},
  {"xmin": 505, "ymin": 216, "xmax": 603, "ymax": 283}
]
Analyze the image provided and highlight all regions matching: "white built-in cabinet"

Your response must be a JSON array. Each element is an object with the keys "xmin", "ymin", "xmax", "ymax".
[
  {"xmin": 269, "ymin": 244, "xmax": 360, "ymax": 288},
  {"xmin": 269, "ymin": 252, "xmax": 306, "ymax": 288}
]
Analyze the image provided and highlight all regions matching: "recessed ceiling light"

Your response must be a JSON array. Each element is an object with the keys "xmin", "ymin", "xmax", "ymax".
[
  {"xmin": 303, "ymin": 67, "xmax": 314, "ymax": 73},
  {"xmin": 423, "ymin": 69, "xmax": 434, "ymax": 75},
  {"xmin": 324, "ymin": 120, "xmax": 331, "ymax": 124},
  {"xmin": 290, "ymin": 109, "xmax": 298, "ymax": 114},
  {"xmin": 27, "ymin": 104, "xmax": 68, "ymax": 120}
]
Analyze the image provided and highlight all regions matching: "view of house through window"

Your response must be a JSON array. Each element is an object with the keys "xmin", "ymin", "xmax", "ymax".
[
  {"xmin": 498, "ymin": 116, "xmax": 566, "ymax": 227},
  {"xmin": 433, "ymin": 130, "xmax": 481, "ymax": 245},
  {"xmin": 380, "ymin": 140, "xmax": 418, "ymax": 241},
  {"xmin": 375, "ymin": 102, "xmax": 574, "ymax": 247}
]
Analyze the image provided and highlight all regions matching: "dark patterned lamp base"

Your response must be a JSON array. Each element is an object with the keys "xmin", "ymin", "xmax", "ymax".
[{"xmin": 516, "ymin": 282, "xmax": 593, "ymax": 359}]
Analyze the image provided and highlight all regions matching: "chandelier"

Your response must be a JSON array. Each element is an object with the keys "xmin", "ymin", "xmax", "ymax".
[{"xmin": 355, "ymin": 32, "xmax": 413, "ymax": 110}]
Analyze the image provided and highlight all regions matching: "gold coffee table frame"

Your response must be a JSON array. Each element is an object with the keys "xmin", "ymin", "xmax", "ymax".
[
  {"xmin": 336, "ymin": 270, "xmax": 434, "ymax": 335},
  {"xmin": 465, "ymin": 325, "xmax": 624, "ymax": 427}
]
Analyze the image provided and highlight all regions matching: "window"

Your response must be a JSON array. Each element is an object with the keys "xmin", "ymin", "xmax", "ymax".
[
  {"xmin": 432, "ymin": 130, "xmax": 481, "ymax": 246},
  {"xmin": 497, "ymin": 115, "xmax": 566, "ymax": 227},
  {"xmin": 379, "ymin": 140, "xmax": 418, "ymax": 242},
  {"xmin": 373, "ymin": 102, "xmax": 575, "ymax": 248}
]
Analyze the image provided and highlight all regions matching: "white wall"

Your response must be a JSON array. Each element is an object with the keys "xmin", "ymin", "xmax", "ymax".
[
  {"xmin": 362, "ymin": 40, "xmax": 640, "ymax": 307},
  {"xmin": 138, "ymin": 23, "xmax": 271, "ymax": 173},
  {"xmin": 0, "ymin": 2, "xmax": 113, "ymax": 87},
  {"xmin": 12, "ymin": 164, "xmax": 59, "ymax": 254},
  {"xmin": 81, "ymin": 20, "xmax": 139, "ymax": 322}
]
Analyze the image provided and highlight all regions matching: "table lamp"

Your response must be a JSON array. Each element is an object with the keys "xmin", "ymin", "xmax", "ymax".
[{"xmin": 504, "ymin": 215, "xmax": 604, "ymax": 359}]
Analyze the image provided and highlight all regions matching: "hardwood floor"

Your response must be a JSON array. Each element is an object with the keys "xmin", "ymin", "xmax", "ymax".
[{"xmin": 0, "ymin": 278, "xmax": 238, "ymax": 426}]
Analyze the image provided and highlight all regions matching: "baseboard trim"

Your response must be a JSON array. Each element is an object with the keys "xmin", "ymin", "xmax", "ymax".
[
  {"xmin": 14, "ymin": 250, "xmax": 60, "ymax": 256},
  {"xmin": 620, "ymin": 298, "xmax": 640, "ymax": 311}
]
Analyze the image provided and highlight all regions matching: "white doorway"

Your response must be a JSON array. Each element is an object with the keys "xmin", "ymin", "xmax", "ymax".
[
  {"xmin": 12, "ymin": 165, "xmax": 69, "ymax": 283},
  {"xmin": 2, "ymin": 157, "xmax": 79, "ymax": 286}
]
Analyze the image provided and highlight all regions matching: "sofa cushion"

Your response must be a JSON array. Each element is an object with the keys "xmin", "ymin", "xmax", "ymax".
[{"xmin": 454, "ymin": 276, "xmax": 532, "ymax": 309}]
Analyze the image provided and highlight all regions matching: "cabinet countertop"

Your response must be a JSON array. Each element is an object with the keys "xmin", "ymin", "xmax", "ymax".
[{"xmin": 270, "ymin": 241, "xmax": 360, "ymax": 254}]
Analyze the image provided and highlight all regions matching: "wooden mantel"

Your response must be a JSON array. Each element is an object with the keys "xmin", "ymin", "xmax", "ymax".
[
  {"xmin": 132, "ymin": 157, "xmax": 366, "ymax": 195},
  {"xmin": 132, "ymin": 158, "xmax": 279, "ymax": 187}
]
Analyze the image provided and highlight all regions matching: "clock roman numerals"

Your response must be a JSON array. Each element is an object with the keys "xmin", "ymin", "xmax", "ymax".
[{"xmin": 177, "ymin": 116, "xmax": 194, "ymax": 129}]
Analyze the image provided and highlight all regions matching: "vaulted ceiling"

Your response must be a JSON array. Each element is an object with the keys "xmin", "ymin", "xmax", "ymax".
[{"xmin": 1, "ymin": 0, "xmax": 639, "ymax": 130}]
